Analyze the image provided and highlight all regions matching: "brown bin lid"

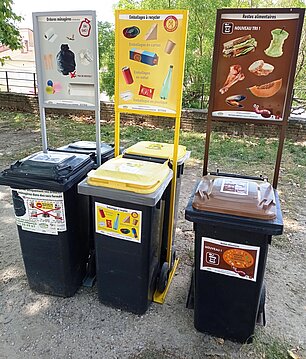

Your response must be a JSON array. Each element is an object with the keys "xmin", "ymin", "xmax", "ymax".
[{"xmin": 192, "ymin": 175, "xmax": 276, "ymax": 220}]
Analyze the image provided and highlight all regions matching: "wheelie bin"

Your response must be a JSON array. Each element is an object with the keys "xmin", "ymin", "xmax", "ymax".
[
  {"xmin": 185, "ymin": 174, "xmax": 283, "ymax": 343},
  {"xmin": 123, "ymin": 141, "xmax": 189, "ymax": 269},
  {"xmin": 54, "ymin": 140, "xmax": 117, "ymax": 286},
  {"xmin": 78, "ymin": 157, "xmax": 173, "ymax": 314},
  {"xmin": 56, "ymin": 140, "xmax": 115, "ymax": 168},
  {"xmin": 0, "ymin": 150, "xmax": 94, "ymax": 297}
]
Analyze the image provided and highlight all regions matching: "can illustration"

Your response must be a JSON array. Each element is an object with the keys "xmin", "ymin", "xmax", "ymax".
[{"xmin": 122, "ymin": 66, "xmax": 134, "ymax": 85}]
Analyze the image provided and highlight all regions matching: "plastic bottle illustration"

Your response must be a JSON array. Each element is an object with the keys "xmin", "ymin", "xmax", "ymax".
[
  {"xmin": 264, "ymin": 28, "xmax": 289, "ymax": 58},
  {"xmin": 113, "ymin": 214, "xmax": 120, "ymax": 230},
  {"xmin": 160, "ymin": 65, "xmax": 173, "ymax": 100}
]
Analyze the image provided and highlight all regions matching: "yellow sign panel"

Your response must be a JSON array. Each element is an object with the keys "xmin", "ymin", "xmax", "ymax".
[
  {"xmin": 115, "ymin": 10, "xmax": 188, "ymax": 117},
  {"xmin": 95, "ymin": 202, "xmax": 142, "ymax": 243}
]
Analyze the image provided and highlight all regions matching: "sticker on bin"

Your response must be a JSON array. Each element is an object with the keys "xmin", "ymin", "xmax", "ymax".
[
  {"xmin": 28, "ymin": 152, "xmax": 74, "ymax": 164},
  {"xmin": 200, "ymin": 237, "xmax": 260, "ymax": 282},
  {"xmin": 11, "ymin": 189, "xmax": 66, "ymax": 235},
  {"xmin": 220, "ymin": 179, "xmax": 249, "ymax": 196},
  {"xmin": 95, "ymin": 202, "xmax": 142, "ymax": 243}
]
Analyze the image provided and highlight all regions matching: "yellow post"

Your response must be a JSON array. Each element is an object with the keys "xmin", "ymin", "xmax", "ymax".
[
  {"xmin": 166, "ymin": 115, "xmax": 180, "ymax": 265},
  {"xmin": 114, "ymin": 10, "xmax": 120, "ymax": 157},
  {"xmin": 115, "ymin": 9, "xmax": 188, "ymax": 304},
  {"xmin": 115, "ymin": 111, "xmax": 120, "ymax": 157}
]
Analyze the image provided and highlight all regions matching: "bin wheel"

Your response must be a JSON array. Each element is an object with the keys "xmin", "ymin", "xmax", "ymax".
[
  {"xmin": 170, "ymin": 246, "xmax": 176, "ymax": 270},
  {"xmin": 258, "ymin": 283, "xmax": 266, "ymax": 314},
  {"xmin": 257, "ymin": 283, "xmax": 266, "ymax": 326},
  {"xmin": 157, "ymin": 262, "xmax": 169, "ymax": 293}
]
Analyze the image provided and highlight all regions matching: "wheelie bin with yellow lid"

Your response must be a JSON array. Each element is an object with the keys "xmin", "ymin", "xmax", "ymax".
[{"xmin": 78, "ymin": 157, "xmax": 173, "ymax": 314}]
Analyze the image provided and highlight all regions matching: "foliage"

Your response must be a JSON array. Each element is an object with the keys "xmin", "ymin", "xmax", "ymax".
[
  {"xmin": 99, "ymin": 0, "xmax": 306, "ymax": 109},
  {"xmin": 0, "ymin": 0, "xmax": 22, "ymax": 65},
  {"xmin": 98, "ymin": 21, "xmax": 115, "ymax": 98}
]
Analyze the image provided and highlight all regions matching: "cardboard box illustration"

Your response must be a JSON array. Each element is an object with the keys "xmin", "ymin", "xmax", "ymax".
[{"xmin": 129, "ymin": 48, "xmax": 159, "ymax": 66}]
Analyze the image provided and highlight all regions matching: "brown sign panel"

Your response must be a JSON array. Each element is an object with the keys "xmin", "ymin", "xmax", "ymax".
[
  {"xmin": 200, "ymin": 237, "xmax": 260, "ymax": 282},
  {"xmin": 208, "ymin": 8, "xmax": 305, "ymax": 123}
]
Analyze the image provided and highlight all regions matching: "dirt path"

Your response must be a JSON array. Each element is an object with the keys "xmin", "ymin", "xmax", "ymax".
[{"xmin": 0, "ymin": 125, "xmax": 305, "ymax": 358}]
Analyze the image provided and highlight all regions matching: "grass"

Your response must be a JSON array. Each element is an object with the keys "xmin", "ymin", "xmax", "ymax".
[
  {"xmin": 0, "ymin": 109, "xmax": 305, "ymax": 358},
  {"xmin": 240, "ymin": 330, "xmax": 293, "ymax": 359},
  {"xmin": 1, "ymin": 110, "xmax": 305, "ymax": 188}
]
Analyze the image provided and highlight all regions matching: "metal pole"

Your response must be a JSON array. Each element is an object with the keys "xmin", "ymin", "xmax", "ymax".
[
  {"xmin": 5, "ymin": 71, "xmax": 9, "ymax": 92},
  {"xmin": 95, "ymin": 106, "xmax": 101, "ymax": 167},
  {"xmin": 273, "ymin": 123, "xmax": 287, "ymax": 189},
  {"xmin": 33, "ymin": 73, "xmax": 37, "ymax": 95},
  {"xmin": 93, "ymin": 11, "xmax": 102, "ymax": 167},
  {"xmin": 166, "ymin": 115, "xmax": 180, "ymax": 265},
  {"xmin": 203, "ymin": 116, "xmax": 212, "ymax": 175},
  {"xmin": 39, "ymin": 106, "xmax": 48, "ymax": 152},
  {"xmin": 115, "ymin": 111, "xmax": 120, "ymax": 157}
]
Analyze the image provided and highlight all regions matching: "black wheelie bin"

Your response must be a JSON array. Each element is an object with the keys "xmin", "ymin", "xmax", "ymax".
[
  {"xmin": 185, "ymin": 174, "xmax": 283, "ymax": 343},
  {"xmin": 54, "ymin": 140, "xmax": 116, "ymax": 286},
  {"xmin": 56, "ymin": 140, "xmax": 115, "ymax": 168},
  {"xmin": 78, "ymin": 156, "xmax": 173, "ymax": 314},
  {"xmin": 0, "ymin": 150, "xmax": 94, "ymax": 297}
]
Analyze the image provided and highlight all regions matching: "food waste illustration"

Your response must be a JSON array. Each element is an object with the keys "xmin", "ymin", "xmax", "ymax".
[
  {"xmin": 37, "ymin": 15, "xmax": 96, "ymax": 106},
  {"xmin": 117, "ymin": 12, "xmax": 187, "ymax": 114},
  {"xmin": 211, "ymin": 12, "xmax": 300, "ymax": 121},
  {"xmin": 95, "ymin": 203, "xmax": 142, "ymax": 243}
]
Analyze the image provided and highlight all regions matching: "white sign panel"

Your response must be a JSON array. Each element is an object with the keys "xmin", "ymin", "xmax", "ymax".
[
  {"xmin": 33, "ymin": 11, "xmax": 99, "ymax": 109},
  {"xmin": 12, "ymin": 189, "xmax": 67, "ymax": 235}
]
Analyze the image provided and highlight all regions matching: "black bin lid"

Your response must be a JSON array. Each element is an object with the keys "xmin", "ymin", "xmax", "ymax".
[
  {"xmin": 58, "ymin": 141, "xmax": 114, "ymax": 156},
  {"xmin": 0, "ymin": 150, "xmax": 94, "ymax": 191}
]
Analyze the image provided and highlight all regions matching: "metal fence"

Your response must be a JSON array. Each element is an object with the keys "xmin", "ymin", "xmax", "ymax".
[{"xmin": 0, "ymin": 70, "xmax": 37, "ymax": 95}]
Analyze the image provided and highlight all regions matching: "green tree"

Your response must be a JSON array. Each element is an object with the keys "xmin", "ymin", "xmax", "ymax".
[
  {"xmin": 100, "ymin": 0, "xmax": 305, "ymax": 109},
  {"xmin": 0, "ymin": 0, "xmax": 22, "ymax": 65},
  {"xmin": 98, "ymin": 21, "xmax": 115, "ymax": 98}
]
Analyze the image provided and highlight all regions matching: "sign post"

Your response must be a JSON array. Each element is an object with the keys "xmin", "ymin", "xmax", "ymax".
[
  {"xmin": 204, "ymin": 8, "xmax": 304, "ymax": 188},
  {"xmin": 32, "ymin": 11, "xmax": 102, "ymax": 165},
  {"xmin": 115, "ymin": 9, "xmax": 188, "ymax": 300}
]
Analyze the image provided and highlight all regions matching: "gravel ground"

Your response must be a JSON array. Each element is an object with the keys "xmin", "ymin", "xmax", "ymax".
[{"xmin": 0, "ymin": 126, "xmax": 305, "ymax": 359}]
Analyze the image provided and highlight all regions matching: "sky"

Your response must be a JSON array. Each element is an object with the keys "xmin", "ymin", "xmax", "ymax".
[{"xmin": 12, "ymin": 0, "xmax": 118, "ymax": 29}]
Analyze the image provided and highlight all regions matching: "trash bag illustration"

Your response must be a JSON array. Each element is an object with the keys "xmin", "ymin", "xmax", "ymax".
[
  {"xmin": 12, "ymin": 190, "xmax": 26, "ymax": 217},
  {"xmin": 56, "ymin": 44, "xmax": 76, "ymax": 76}
]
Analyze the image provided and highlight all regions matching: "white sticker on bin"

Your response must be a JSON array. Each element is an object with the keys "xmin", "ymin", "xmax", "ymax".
[{"xmin": 11, "ymin": 188, "xmax": 66, "ymax": 235}]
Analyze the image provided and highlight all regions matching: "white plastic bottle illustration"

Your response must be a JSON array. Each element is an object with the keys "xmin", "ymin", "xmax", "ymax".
[{"xmin": 160, "ymin": 65, "xmax": 173, "ymax": 100}]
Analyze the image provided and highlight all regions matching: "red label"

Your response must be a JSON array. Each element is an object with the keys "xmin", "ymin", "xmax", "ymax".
[
  {"xmin": 164, "ymin": 16, "xmax": 178, "ymax": 32},
  {"xmin": 79, "ymin": 18, "xmax": 91, "ymax": 37}
]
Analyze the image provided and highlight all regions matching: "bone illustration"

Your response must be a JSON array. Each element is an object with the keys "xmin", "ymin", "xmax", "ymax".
[{"xmin": 219, "ymin": 65, "xmax": 245, "ymax": 95}]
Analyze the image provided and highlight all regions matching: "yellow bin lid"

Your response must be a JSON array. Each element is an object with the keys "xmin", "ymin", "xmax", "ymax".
[
  {"xmin": 87, "ymin": 157, "xmax": 171, "ymax": 194},
  {"xmin": 124, "ymin": 141, "xmax": 187, "ymax": 161}
]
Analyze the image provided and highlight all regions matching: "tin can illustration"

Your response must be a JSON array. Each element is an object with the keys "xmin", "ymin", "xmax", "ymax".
[{"xmin": 122, "ymin": 66, "xmax": 134, "ymax": 85}]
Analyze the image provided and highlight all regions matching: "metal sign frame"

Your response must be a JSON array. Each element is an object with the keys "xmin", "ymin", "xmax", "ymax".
[
  {"xmin": 115, "ymin": 9, "xmax": 188, "ymax": 299},
  {"xmin": 32, "ymin": 10, "xmax": 102, "ymax": 165},
  {"xmin": 203, "ymin": 8, "xmax": 305, "ymax": 188}
]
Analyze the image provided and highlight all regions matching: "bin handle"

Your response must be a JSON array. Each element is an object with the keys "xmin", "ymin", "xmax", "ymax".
[
  {"xmin": 196, "ymin": 177, "xmax": 212, "ymax": 200},
  {"xmin": 258, "ymin": 183, "xmax": 275, "ymax": 210}
]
